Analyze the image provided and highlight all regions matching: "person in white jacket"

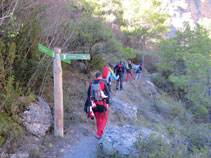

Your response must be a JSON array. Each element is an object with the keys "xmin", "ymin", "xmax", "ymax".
[{"xmin": 133, "ymin": 64, "xmax": 142, "ymax": 80}]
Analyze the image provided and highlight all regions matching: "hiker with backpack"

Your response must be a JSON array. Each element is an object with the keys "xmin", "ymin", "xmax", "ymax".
[
  {"xmin": 114, "ymin": 60, "xmax": 125, "ymax": 90},
  {"xmin": 126, "ymin": 60, "xmax": 134, "ymax": 82},
  {"xmin": 103, "ymin": 64, "xmax": 119, "ymax": 95},
  {"xmin": 85, "ymin": 71, "xmax": 110, "ymax": 139},
  {"xmin": 133, "ymin": 64, "xmax": 142, "ymax": 80}
]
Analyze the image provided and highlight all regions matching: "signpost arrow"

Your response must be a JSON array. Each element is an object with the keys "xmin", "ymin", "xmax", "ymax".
[
  {"xmin": 38, "ymin": 43, "xmax": 90, "ymax": 137},
  {"xmin": 60, "ymin": 54, "xmax": 90, "ymax": 60},
  {"xmin": 38, "ymin": 43, "xmax": 55, "ymax": 57},
  {"xmin": 38, "ymin": 43, "xmax": 71, "ymax": 64}
]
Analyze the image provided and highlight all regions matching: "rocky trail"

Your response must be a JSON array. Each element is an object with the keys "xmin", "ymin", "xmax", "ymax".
[
  {"xmin": 14, "ymin": 75, "xmax": 163, "ymax": 158},
  {"xmin": 48, "ymin": 78, "xmax": 155, "ymax": 158},
  {"xmin": 40, "ymin": 80, "xmax": 138, "ymax": 158},
  {"xmin": 58, "ymin": 88, "xmax": 124, "ymax": 158}
]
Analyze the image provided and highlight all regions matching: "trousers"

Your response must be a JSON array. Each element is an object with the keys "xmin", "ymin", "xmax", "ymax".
[
  {"xmin": 94, "ymin": 104, "xmax": 108, "ymax": 137},
  {"xmin": 127, "ymin": 72, "xmax": 134, "ymax": 82},
  {"xmin": 116, "ymin": 73, "xmax": 123, "ymax": 90},
  {"xmin": 135, "ymin": 72, "xmax": 141, "ymax": 80}
]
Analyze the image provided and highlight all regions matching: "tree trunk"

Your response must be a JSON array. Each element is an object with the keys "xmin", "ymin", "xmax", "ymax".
[
  {"xmin": 207, "ymin": 70, "xmax": 211, "ymax": 96},
  {"xmin": 140, "ymin": 36, "xmax": 146, "ymax": 69}
]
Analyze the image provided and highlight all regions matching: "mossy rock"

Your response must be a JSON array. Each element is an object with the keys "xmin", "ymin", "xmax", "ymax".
[{"xmin": 193, "ymin": 105, "xmax": 209, "ymax": 122}]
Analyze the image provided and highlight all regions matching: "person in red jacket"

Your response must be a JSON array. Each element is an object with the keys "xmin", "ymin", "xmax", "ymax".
[{"xmin": 87, "ymin": 71, "xmax": 110, "ymax": 139}]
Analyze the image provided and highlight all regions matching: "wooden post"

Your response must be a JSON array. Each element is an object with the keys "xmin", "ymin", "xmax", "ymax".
[{"xmin": 53, "ymin": 48, "xmax": 64, "ymax": 137}]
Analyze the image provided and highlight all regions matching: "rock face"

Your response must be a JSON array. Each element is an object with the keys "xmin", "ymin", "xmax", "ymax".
[
  {"xmin": 112, "ymin": 98, "xmax": 137, "ymax": 124},
  {"xmin": 98, "ymin": 126, "xmax": 169, "ymax": 158},
  {"xmin": 167, "ymin": 0, "xmax": 211, "ymax": 37},
  {"xmin": 98, "ymin": 126, "xmax": 140, "ymax": 158},
  {"xmin": 22, "ymin": 97, "xmax": 53, "ymax": 137}
]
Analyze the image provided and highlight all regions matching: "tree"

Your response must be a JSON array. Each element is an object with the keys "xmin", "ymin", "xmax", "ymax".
[
  {"xmin": 158, "ymin": 24, "xmax": 211, "ymax": 109},
  {"xmin": 120, "ymin": 0, "xmax": 170, "ymax": 68}
]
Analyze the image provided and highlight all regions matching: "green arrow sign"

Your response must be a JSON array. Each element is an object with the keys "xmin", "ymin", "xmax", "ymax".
[
  {"xmin": 60, "ymin": 54, "xmax": 90, "ymax": 60},
  {"xmin": 38, "ymin": 43, "xmax": 55, "ymax": 57},
  {"xmin": 38, "ymin": 44, "xmax": 90, "ymax": 64},
  {"xmin": 38, "ymin": 44, "xmax": 70, "ymax": 64}
]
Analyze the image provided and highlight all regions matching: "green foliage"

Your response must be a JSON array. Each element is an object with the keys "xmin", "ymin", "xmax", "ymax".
[
  {"xmin": 90, "ymin": 54, "xmax": 105, "ymax": 72},
  {"xmin": 76, "ymin": 17, "xmax": 113, "ymax": 47},
  {"xmin": 0, "ymin": 136, "xmax": 5, "ymax": 147},
  {"xmin": 136, "ymin": 133, "xmax": 189, "ymax": 158},
  {"xmin": 193, "ymin": 105, "xmax": 209, "ymax": 122},
  {"xmin": 100, "ymin": 38, "xmax": 123, "ymax": 63},
  {"xmin": 151, "ymin": 76, "xmax": 168, "ymax": 90},
  {"xmin": 136, "ymin": 122, "xmax": 211, "ymax": 158},
  {"xmin": 157, "ymin": 24, "xmax": 211, "ymax": 113},
  {"xmin": 0, "ymin": 113, "xmax": 24, "ymax": 147},
  {"xmin": 120, "ymin": 47, "xmax": 136, "ymax": 59}
]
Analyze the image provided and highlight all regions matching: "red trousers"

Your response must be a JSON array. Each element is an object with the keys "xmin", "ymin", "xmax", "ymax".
[
  {"xmin": 94, "ymin": 105, "xmax": 108, "ymax": 137},
  {"xmin": 127, "ymin": 72, "xmax": 134, "ymax": 82}
]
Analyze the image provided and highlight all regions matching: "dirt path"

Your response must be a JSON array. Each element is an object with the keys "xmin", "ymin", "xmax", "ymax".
[
  {"xmin": 45, "ymin": 81, "xmax": 133, "ymax": 158},
  {"xmin": 58, "ymin": 92, "xmax": 122, "ymax": 158},
  {"xmin": 59, "ymin": 107, "xmax": 119, "ymax": 158},
  {"xmin": 61, "ymin": 135, "xmax": 98, "ymax": 158}
]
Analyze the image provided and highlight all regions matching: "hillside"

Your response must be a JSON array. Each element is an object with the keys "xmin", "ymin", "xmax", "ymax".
[
  {"xmin": 7, "ymin": 72, "xmax": 210, "ymax": 158},
  {"xmin": 0, "ymin": 0, "xmax": 211, "ymax": 157}
]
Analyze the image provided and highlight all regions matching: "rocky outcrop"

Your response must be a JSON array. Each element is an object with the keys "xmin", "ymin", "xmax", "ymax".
[
  {"xmin": 167, "ymin": 0, "xmax": 211, "ymax": 37},
  {"xmin": 112, "ymin": 98, "xmax": 137, "ymax": 124},
  {"xmin": 98, "ymin": 126, "xmax": 169, "ymax": 158},
  {"xmin": 22, "ymin": 97, "xmax": 53, "ymax": 137}
]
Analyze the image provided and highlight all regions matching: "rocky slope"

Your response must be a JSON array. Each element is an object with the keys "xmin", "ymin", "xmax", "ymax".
[{"xmin": 167, "ymin": 0, "xmax": 211, "ymax": 37}]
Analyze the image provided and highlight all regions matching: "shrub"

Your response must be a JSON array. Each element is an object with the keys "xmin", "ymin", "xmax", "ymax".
[
  {"xmin": 193, "ymin": 105, "xmax": 209, "ymax": 122},
  {"xmin": 136, "ymin": 133, "xmax": 189, "ymax": 158},
  {"xmin": 0, "ymin": 113, "xmax": 24, "ymax": 148},
  {"xmin": 90, "ymin": 54, "xmax": 105, "ymax": 72},
  {"xmin": 151, "ymin": 76, "xmax": 168, "ymax": 91}
]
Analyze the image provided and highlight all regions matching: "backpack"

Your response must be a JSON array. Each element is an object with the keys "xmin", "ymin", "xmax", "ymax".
[
  {"xmin": 126, "ymin": 64, "xmax": 132, "ymax": 70},
  {"xmin": 103, "ymin": 67, "xmax": 111, "ymax": 84},
  {"xmin": 117, "ymin": 64, "xmax": 123, "ymax": 72},
  {"xmin": 90, "ymin": 80, "xmax": 103, "ymax": 101}
]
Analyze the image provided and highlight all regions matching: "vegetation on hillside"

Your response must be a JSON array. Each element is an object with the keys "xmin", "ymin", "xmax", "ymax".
[{"xmin": 0, "ymin": 0, "xmax": 211, "ymax": 156}]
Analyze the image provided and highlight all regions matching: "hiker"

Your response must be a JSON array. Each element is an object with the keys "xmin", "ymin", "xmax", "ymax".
[
  {"xmin": 133, "ymin": 64, "xmax": 142, "ymax": 80},
  {"xmin": 86, "ymin": 71, "xmax": 110, "ymax": 139},
  {"xmin": 103, "ymin": 64, "xmax": 119, "ymax": 95},
  {"xmin": 114, "ymin": 60, "xmax": 125, "ymax": 90},
  {"xmin": 126, "ymin": 60, "xmax": 134, "ymax": 82}
]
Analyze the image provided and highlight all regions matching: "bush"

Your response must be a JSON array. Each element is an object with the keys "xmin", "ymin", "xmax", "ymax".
[
  {"xmin": 90, "ymin": 54, "xmax": 105, "ymax": 72},
  {"xmin": 193, "ymin": 105, "xmax": 209, "ymax": 122},
  {"xmin": 151, "ymin": 76, "xmax": 168, "ymax": 91},
  {"xmin": 0, "ymin": 113, "xmax": 24, "ymax": 148},
  {"xmin": 136, "ymin": 133, "xmax": 189, "ymax": 158}
]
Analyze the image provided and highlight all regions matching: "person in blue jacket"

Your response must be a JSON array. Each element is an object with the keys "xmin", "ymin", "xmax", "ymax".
[
  {"xmin": 103, "ymin": 64, "xmax": 119, "ymax": 95},
  {"xmin": 114, "ymin": 60, "xmax": 125, "ymax": 90}
]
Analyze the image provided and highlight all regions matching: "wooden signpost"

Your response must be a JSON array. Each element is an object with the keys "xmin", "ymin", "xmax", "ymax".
[{"xmin": 38, "ymin": 44, "xmax": 90, "ymax": 137}]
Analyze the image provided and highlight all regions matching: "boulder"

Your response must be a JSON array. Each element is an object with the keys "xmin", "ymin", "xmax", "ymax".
[
  {"xmin": 22, "ymin": 97, "xmax": 53, "ymax": 137},
  {"xmin": 98, "ymin": 125, "xmax": 169, "ymax": 158},
  {"xmin": 112, "ymin": 98, "xmax": 137, "ymax": 124},
  {"xmin": 98, "ymin": 126, "xmax": 140, "ymax": 158}
]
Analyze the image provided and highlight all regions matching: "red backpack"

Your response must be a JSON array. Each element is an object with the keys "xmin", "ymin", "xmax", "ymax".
[{"xmin": 117, "ymin": 64, "xmax": 123, "ymax": 72}]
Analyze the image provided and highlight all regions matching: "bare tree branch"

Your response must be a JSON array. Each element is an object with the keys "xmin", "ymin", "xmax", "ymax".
[{"xmin": 0, "ymin": 0, "xmax": 19, "ymax": 26}]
